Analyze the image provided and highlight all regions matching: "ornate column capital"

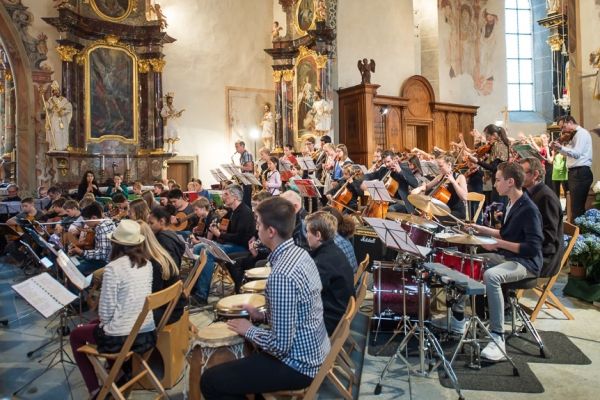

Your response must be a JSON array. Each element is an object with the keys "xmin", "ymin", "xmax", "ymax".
[
  {"xmin": 56, "ymin": 45, "xmax": 79, "ymax": 62},
  {"xmin": 138, "ymin": 59, "xmax": 151, "ymax": 73},
  {"xmin": 282, "ymin": 69, "xmax": 294, "ymax": 82},
  {"xmin": 547, "ymin": 34, "xmax": 564, "ymax": 52},
  {"xmin": 272, "ymin": 70, "xmax": 283, "ymax": 83},
  {"xmin": 149, "ymin": 58, "xmax": 166, "ymax": 72}
]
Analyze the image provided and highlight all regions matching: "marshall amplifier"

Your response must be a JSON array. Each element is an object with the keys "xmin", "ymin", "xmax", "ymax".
[{"xmin": 353, "ymin": 226, "xmax": 396, "ymax": 270}]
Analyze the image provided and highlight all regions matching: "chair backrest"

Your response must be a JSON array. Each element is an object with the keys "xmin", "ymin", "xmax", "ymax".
[
  {"xmin": 353, "ymin": 253, "xmax": 370, "ymax": 287},
  {"xmin": 183, "ymin": 250, "xmax": 207, "ymax": 299},
  {"xmin": 153, "ymin": 281, "xmax": 184, "ymax": 333},
  {"xmin": 466, "ymin": 192, "xmax": 485, "ymax": 223},
  {"xmin": 304, "ymin": 297, "xmax": 355, "ymax": 399},
  {"xmin": 560, "ymin": 221, "xmax": 580, "ymax": 271}
]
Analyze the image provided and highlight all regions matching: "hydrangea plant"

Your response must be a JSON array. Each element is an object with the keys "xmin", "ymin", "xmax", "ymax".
[{"xmin": 571, "ymin": 209, "xmax": 600, "ymax": 282}]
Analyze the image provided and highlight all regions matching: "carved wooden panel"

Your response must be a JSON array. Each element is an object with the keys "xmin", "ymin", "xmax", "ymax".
[
  {"xmin": 447, "ymin": 113, "xmax": 460, "ymax": 143},
  {"xmin": 400, "ymin": 76, "xmax": 435, "ymax": 119},
  {"xmin": 386, "ymin": 107, "xmax": 402, "ymax": 152},
  {"xmin": 404, "ymin": 125, "xmax": 417, "ymax": 151},
  {"xmin": 433, "ymin": 111, "xmax": 447, "ymax": 150}
]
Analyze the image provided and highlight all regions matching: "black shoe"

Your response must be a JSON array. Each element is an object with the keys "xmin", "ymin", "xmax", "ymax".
[{"xmin": 191, "ymin": 294, "xmax": 208, "ymax": 307}]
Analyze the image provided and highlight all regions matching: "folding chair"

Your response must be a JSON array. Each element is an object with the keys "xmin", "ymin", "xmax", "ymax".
[
  {"xmin": 521, "ymin": 221, "xmax": 578, "ymax": 322},
  {"xmin": 353, "ymin": 254, "xmax": 370, "ymax": 287},
  {"xmin": 183, "ymin": 250, "xmax": 208, "ymax": 300},
  {"xmin": 465, "ymin": 192, "xmax": 485, "ymax": 223},
  {"xmin": 263, "ymin": 297, "xmax": 356, "ymax": 400},
  {"xmin": 78, "ymin": 281, "xmax": 183, "ymax": 400}
]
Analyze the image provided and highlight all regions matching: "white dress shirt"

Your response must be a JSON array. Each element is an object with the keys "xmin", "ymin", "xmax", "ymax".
[{"xmin": 559, "ymin": 126, "xmax": 593, "ymax": 169}]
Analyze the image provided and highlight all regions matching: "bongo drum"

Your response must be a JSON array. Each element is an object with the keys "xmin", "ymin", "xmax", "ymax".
[
  {"xmin": 244, "ymin": 266, "xmax": 271, "ymax": 281},
  {"xmin": 215, "ymin": 293, "xmax": 267, "ymax": 319},
  {"xmin": 240, "ymin": 279, "xmax": 267, "ymax": 294}
]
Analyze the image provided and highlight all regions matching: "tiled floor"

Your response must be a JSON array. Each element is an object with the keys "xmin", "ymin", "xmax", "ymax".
[{"xmin": 1, "ymin": 258, "xmax": 598, "ymax": 399}]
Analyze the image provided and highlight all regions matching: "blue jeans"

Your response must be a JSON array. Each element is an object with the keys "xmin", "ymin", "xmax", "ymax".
[
  {"xmin": 76, "ymin": 258, "xmax": 107, "ymax": 276},
  {"xmin": 192, "ymin": 242, "xmax": 247, "ymax": 300}
]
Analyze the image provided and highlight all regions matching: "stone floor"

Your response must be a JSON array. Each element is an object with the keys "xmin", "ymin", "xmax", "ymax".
[{"xmin": 1, "ymin": 257, "xmax": 598, "ymax": 400}]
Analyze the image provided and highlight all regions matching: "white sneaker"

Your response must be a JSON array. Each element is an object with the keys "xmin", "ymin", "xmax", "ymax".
[
  {"xmin": 431, "ymin": 315, "xmax": 467, "ymax": 335},
  {"xmin": 481, "ymin": 333, "xmax": 507, "ymax": 361}
]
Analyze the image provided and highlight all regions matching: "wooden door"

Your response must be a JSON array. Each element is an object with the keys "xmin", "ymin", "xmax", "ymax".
[
  {"xmin": 167, "ymin": 162, "xmax": 191, "ymax": 187},
  {"xmin": 404, "ymin": 125, "xmax": 417, "ymax": 151}
]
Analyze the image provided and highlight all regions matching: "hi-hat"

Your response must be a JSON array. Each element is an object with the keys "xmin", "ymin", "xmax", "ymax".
[
  {"xmin": 407, "ymin": 194, "xmax": 451, "ymax": 216},
  {"xmin": 386, "ymin": 212, "xmax": 437, "ymax": 230},
  {"xmin": 444, "ymin": 234, "xmax": 497, "ymax": 246}
]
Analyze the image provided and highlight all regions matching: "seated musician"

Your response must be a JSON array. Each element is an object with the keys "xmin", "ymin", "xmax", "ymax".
[
  {"xmin": 412, "ymin": 155, "xmax": 468, "ymax": 220},
  {"xmin": 286, "ymin": 164, "xmax": 303, "ymax": 193},
  {"xmin": 128, "ymin": 198, "xmax": 150, "ymax": 222},
  {"xmin": 37, "ymin": 185, "xmax": 48, "ymax": 199},
  {"xmin": 62, "ymin": 200, "xmax": 84, "ymax": 235},
  {"xmin": 192, "ymin": 178, "xmax": 211, "ymax": 199},
  {"xmin": 280, "ymin": 190, "xmax": 308, "ymax": 250},
  {"xmin": 7, "ymin": 197, "xmax": 43, "ymax": 226},
  {"xmin": 306, "ymin": 211, "xmax": 354, "ymax": 336},
  {"xmin": 201, "ymin": 197, "xmax": 329, "ymax": 399},
  {"xmin": 321, "ymin": 206, "xmax": 358, "ymax": 273},
  {"xmin": 153, "ymin": 182, "xmax": 165, "ymax": 197},
  {"xmin": 408, "ymin": 155, "xmax": 428, "ymax": 186},
  {"xmin": 449, "ymin": 162, "xmax": 543, "ymax": 361},
  {"xmin": 262, "ymin": 156, "xmax": 282, "ymax": 195},
  {"xmin": 256, "ymin": 147, "xmax": 271, "ymax": 182},
  {"xmin": 167, "ymin": 188, "xmax": 197, "ymax": 238},
  {"xmin": 105, "ymin": 174, "xmax": 129, "ymax": 198},
  {"xmin": 110, "ymin": 193, "xmax": 130, "ymax": 222},
  {"xmin": 331, "ymin": 144, "xmax": 352, "ymax": 183},
  {"xmin": 326, "ymin": 164, "xmax": 362, "ymax": 213},
  {"xmin": 43, "ymin": 186, "xmax": 63, "ymax": 214},
  {"xmin": 191, "ymin": 184, "xmax": 254, "ymax": 305},
  {"xmin": 188, "ymin": 197, "xmax": 216, "ymax": 241},
  {"xmin": 69, "ymin": 202, "xmax": 116, "ymax": 275},
  {"xmin": 148, "ymin": 207, "xmax": 186, "ymax": 267},
  {"xmin": 69, "ymin": 220, "xmax": 156, "ymax": 399},
  {"xmin": 4, "ymin": 184, "xmax": 21, "ymax": 202},
  {"xmin": 142, "ymin": 190, "xmax": 160, "ymax": 211},
  {"xmin": 362, "ymin": 150, "xmax": 419, "ymax": 213},
  {"xmin": 76, "ymin": 170, "xmax": 101, "ymax": 200}
]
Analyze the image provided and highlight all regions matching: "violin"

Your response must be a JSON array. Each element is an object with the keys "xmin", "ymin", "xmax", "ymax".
[
  {"xmin": 474, "ymin": 143, "xmax": 493, "ymax": 158},
  {"xmin": 67, "ymin": 226, "xmax": 95, "ymax": 250}
]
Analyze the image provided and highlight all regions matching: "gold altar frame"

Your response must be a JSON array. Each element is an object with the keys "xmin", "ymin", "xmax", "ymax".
[
  {"xmin": 90, "ymin": 0, "xmax": 135, "ymax": 23},
  {"xmin": 294, "ymin": 0, "xmax": 316, "ymax": 35},
  {"xmin": 294, "ymin": 46, "xmax": 322, "ymax": 140},
  {"xmin": 79, "ymin": 38, "xmax": 139, "ymax": 144}
]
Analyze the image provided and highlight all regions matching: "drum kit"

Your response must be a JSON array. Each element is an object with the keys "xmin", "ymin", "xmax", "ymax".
[{"xmin": 368, "ymin": 194, "xmax": 520, "ymax": 398}]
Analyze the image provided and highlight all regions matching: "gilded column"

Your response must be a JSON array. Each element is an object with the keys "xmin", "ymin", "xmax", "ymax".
[
  {"xmin": 282, "ymin": 69, "xmax": 295, "ymax": 148},
  {"xmin": 56, "ymin": 44, "xmax": 79, "ymax": 149},
  {"xmin": 138, "ymin": 59, "xmax": 151, "ymax": 149},
  {"xmin": 150, "ymin": 58, "xmax": 166, "ymax": 151}
]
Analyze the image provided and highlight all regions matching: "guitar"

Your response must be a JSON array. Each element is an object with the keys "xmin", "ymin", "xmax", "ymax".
[{"xmin": 170, "ymin": 211, "xmax": 196, "ymax": 231}]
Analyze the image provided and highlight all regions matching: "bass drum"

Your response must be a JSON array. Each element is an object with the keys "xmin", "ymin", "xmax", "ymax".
[{"xmin": 372, "ymin": 262, "xmax": 430, "ymax": 320}]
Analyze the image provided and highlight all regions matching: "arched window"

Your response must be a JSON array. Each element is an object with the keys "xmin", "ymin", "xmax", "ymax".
[{"xmin": 506, "ymin": 0, "xmax": 533, "ymax": 111}]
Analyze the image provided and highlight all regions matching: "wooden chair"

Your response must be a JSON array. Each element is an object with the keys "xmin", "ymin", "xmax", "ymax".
[
  {"xmin": 263, "ymin": 297, "xmax": 356, "ymax": 400},
  {"xmin": 78, "ymin": 281, "xmax": 183, "ymax": 400},
  {"xmin": 521, "ymin": 221, "xmax": 578, "ymax": 322},
  {"xmin": 465, "ymin": 192, "xmax": 486, "ymax": 223},
  {"xmin": 353, "ymin": 254, "xmax": 370, "ymax": 287},
  {"xmin": 183, "ymin": 250, "xmax": 208, "ymax": 300}
]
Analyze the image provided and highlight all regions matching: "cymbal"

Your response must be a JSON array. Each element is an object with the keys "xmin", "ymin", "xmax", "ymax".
[
  {"xmin": 407, "ymin": 194, "xmax": 451, "ymax": 216},
  {"xmin": 444, "ymin": 234, "xmax": 497, "ymax": 246},
  {"xmin": 386, "ymin": 212, "xmax": 437, "ymax": 230}
]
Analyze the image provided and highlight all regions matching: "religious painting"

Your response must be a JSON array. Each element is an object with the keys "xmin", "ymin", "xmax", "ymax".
[
  {"xmin": 439, "ymin": 0, "xmax": 500, "ymax": 96},
  {"xmin": 226, "ymin": 87, "xmax": 275, "ymax": 151},
  {"xmin": 85, "ymin": 46, "xmax": 138, "ymax": 143},
  {"xmin": 295, "ymin": 0, "xmax": 316, "ymax": 34},
  {"xmin": 90, "ymin": 0, "xmax": 133, "ymax": 21},
  {"xmin": 295, "ymin": 55, "xmax": 319, "ymax": 138}
]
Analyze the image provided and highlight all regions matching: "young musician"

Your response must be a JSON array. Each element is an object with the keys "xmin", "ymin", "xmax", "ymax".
[
  {"xmin": 256, "ymin": 147, "xmax": 271, "ymax": 183},
  {"xmin": 332, "ymin": 144, "xmax": 352, "ymax": 181},
  {"xmin": 148, "ymin": 207, "xmax": 186, "ymax": 267},
  {"xmin": 44, "ymin": 186, "xmax": 63, "ymax": 213},
  {"xmin": 326, "ymin": 164, "xmax": 362, "ymax": 213},
  {"xmin": 412, "ymin": 155, "xmax": 468, "ymax": 220},
  {"xmin": 449, "ymin": 162, "xmax": 543, "ymax": 361},
  {"xmin": 468, "ymin": 124, "xmax": 510, "ymax": 202},
  {"xmin": 235, "ymin": 140, "xmax": 254, "ymax": 207},
  {"xmin": 262, "ymin": 156, "xmax": 282, "ymax": 195},
  {"xmin": 63, "ymin": 200, "xmax": 84, "ymax": 235},
  {"xmin": 7, "ymin": 197, "xmax": 43, "ymax": 226},
  {"xmin": 167, "ymin": 188, "xmax": 197, "ymax": 235},
  {"xmin": 69, "ymin": 220, "xmax": 155, "ymax": 399},
  {"xmin": 70, "ymin": 202, "xmax": 116, "ymax": 275},
  {"xmin": 142, "ymin": 190, "xmax": 160, "ymax": 211},
  {"xmin": 4, "ymin": 184, "xmax": 21, "ymax": 202},
  {"xmin": 192, "ymin": 178, "xmax": 211, "ymax": 199},
  {"xmin": 131, "ymin": 181, "xmax": 143, "ymax": 197},
  {"xmin": 128, "ymin": 198, "xmax": 150, "ymax": 222},
  {"xmin": 191, "ymin": 184, "xmax": 254, "ymax": 304},
  {"xmin": 321, "ymin": 206, "xmax": 358, "ymax": 273},
  {"xmin": 153, "ymin": 182, "xmax": 165, "ymax": 197},
  {"xmin": 201, "ymin": 197, "xmax": 329, "ymax": 399},
  {"xmin": 76, "ymin": 170, "xmax": 101, "ymax": 201},
  {"xmin": 106, "ymin": 174, "xmax": 129, "ymax": 198},
  {"xmin": 306, "ymin": 211, "xmax": 354, "ymax": 336},
  {"xmin": 188, "ymin": 197, "xmax": 216, "ymax": 240},
  {"xmin": 110, "ymin": 193, "xmax": 130, "ymax": 222}
]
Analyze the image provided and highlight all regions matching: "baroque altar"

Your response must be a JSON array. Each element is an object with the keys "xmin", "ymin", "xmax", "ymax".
[{"xmin": 42, "ymin": 0, "xmax": 176, "ymax": 186}]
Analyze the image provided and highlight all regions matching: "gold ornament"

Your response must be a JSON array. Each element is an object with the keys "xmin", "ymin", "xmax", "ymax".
[
  {"xmin": 316, "ymin": 54, "xmax": 328, "ymax": 69},
  {"xmin": 272, "ymin": 70, "xmax": 283, "ymax": 83},
  {"xmin": 138, "ymin": 59, "xmax": 151, "ymax": 73},
  {"xmin": 282, "ymin": 69, "xmax": 294, "ymax": 82},
  {"xmin": 547, "ymin": 34, "xmax": 564, "ymax": 52},
  {"xmin": 149, "ymin": 58, "xmax": 166, "ymax": 72},
  {"xmin": 55, "ymin": 45, "xmax": 79, "ymax": 62}
]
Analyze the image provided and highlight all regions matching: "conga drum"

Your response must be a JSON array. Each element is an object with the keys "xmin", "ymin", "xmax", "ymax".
[
  {"xmin": 240, "ymin": 279, "xmax": 267, "ymax": 294},
  {"xmin": 244, "ymin": 266, "xmax": 271, "ymax": 282},
  {"xmin": 215, "ymin": 293, "xmax": 267, "ymax": 320},
  {"xmin": 188, "ymin": 322, "xmax": 248, "ymax": 400}
]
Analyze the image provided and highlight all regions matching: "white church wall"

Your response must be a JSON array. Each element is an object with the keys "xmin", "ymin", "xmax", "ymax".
[
  {"xmin": 160, "ymin": 0, "xmax": 273, "ymax": 185},
  {"xmin": 336, "ymin": 0, "xmax": 417, "ymax": 97},
  {"xmin": 437, "ymin": 0, "xmax": 508, "ymax": 133},
  {"xmin": 25, "ymin": 1, "xmax": 61, "ymax": 79}
]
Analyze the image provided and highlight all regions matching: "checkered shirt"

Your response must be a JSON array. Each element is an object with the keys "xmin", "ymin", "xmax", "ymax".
[
  {"xmin": 334, "ymin": 233, "xmax": 358, "ymax": 273},
  {"xmin": 82, "ymin": 220, "xmax": 116, "ymax": 262},
  {"xmin": 245, "ymin": 238, "xmax": 330, "ymax": 378},
  {"xmin": 240, "ymin": 150, "xmax": 254, "ymax": 170}
]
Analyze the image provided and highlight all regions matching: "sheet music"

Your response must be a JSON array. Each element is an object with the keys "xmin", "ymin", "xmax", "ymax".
[
  {"xmin": 0, "ymin": 201, "xmax": 22, "ymax": 215},
  {"xmin": 297, "ymin": 157, "xmax": 316, "ymax": 171},
  {"xmin": 363, "ymin": 180, "xmax": 394, "ymax": 202},
  {"xmin": 56, "ymin": 250, "xmax": 90, "ymax": 291},
  {"xmin": 420, "ymin": 161, "xmax": 439, "ymax": 177},
  {"xmin": 193, "ymin": 237, "xmax": 235, "ymax": 264},
  {"xmin": 242, "ymin": 172, "xmax": 262, "ymax": 186},
  {"xmin": 12, "ymin": 272, "xmax": 77, "ymax": 318},
  {"xmin": 294, "ymin": 179, "xmax": 322, "ymax": 198}
]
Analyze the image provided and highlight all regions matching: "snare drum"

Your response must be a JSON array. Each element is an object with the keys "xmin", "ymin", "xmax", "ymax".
[
  {"xmin": 215, "ymin": 293, "xmax": 267, "ymax": 319},
  {"xmin": 240, "ymin": 279, "xmax": 266, "ymax": 294},
  {"xmin": 372, "ymin": 262, "xmax": 430, "ymax": 319},
  {"xmin": 434, "ymin": 249, "xmax": 486, "ymax": 281},
  {"xmin": 188, "ymin": 322, "xmax": 248, "ymax": 400},
  {"xmin": 432, "ymin": 232, "xmax": 469, "ymax": 253},
  {"xmin": 244, "ymin": 266, "xmax": 271, "ymax": 281},
  {"xmin": 401, "ymin": 222, "xmax": 434, "ymax": 248}
]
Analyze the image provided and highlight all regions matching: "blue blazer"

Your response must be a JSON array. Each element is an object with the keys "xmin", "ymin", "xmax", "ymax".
[{"xmin": 498, "ymin": 193, "xmax": 544, "ymax": 276}]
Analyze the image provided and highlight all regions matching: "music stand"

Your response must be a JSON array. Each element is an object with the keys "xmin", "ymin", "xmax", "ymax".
[
  {"xmin": 363, "ymin": 180, "xmax": 394, "ymax": 218},
  {"xmin": 294, "ymin": 179, "xmax": 322, "ymax": 213},
  {"xmin": 242, "ymin": 172, "xmax": 262, "ymax": 187},
  {"xmin": 297, "ymin": 157, "xmax": 316, "ymax": 172},
  {"xmin": 420, "ymin": 160, "xmax": 439, "ymax": 177}
]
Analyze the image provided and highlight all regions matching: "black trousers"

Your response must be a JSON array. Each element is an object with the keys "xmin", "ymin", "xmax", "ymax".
[
  {"xmin": 242, "ymin": 184, "xmax": 253, "ymax": 208},
  {"xmin": 568, "ymin": 166, "xmax": 593, "ymax": 220},
  {"xmin": 552, "ymin": 179, "xmax": 568, "ymax": 198},
  {"xmin": 200, "ymin": 352, "xmax": 313, "ymax": 400}
]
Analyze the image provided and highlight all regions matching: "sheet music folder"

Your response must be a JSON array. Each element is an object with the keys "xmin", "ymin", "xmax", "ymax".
[
  {"xmin": 12, "ymin": 272, "xmax": 77, "ymax": 318},
  {"xmin": 363, "ymin": 217, "xmax": 428, "ymax": 258}
]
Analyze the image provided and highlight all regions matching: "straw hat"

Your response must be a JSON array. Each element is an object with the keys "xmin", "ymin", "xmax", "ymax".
[{"xmin": 108, "ymin": 220, "xmax": 145, "ymax": 246}]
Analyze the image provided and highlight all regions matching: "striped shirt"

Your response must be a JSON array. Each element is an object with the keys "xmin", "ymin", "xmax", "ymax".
[
  {"xmin": 245, "ymin": 238, "xmax": 330, "ymax": 378},
  {"xmin": 334, "ymin": 233, "xmax": 358, "ymax": 273}
]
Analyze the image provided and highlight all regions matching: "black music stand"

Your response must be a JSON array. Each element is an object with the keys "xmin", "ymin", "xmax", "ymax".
[
  {"xmin": 296, "ymin": 157, "xmax": 316, "ymax": 172},
  {"xmin": 295, "ymin": 179, "xmax": 321, "ymax": 213},
  {"xmin": 363, "ymin": 180, "xmax": 394, "ymax": 218},
  {"xmin": 363, "ymin": 217, "xmax": 464, "ymax": 400}
]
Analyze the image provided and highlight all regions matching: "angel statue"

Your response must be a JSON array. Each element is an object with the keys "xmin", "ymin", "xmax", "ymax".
[
  {"xmin": 358, "ymin": 58, "xmax": 376, "ymax": 84},
  {"xmin": 272, "ymin": 21, "xmax": 283, "ymax": 41},
  {"xmin": 41, "ymin": 81, "xmax": 72, "ymax": 151},
  {"xmin": 546, "ymin": 0, "xmax": 560, "ymax": 14},
  {"xmin": 160, "ymin": 92, "xmax": 185, "ymax": 153}
]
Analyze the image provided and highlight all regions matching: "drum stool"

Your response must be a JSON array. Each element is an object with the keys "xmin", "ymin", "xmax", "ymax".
[{"xmin": 504, "ymin": 277, "xmax": 546, "ymax": 358}]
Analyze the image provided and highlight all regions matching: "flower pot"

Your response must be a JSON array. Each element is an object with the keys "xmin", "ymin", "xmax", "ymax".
[{"xmin": 569, "ymin": 264, "xmax": 587, "ymax": 279}]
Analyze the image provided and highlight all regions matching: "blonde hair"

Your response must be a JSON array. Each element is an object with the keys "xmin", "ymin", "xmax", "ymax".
[
  {"xmin": 79, "ymin": 193, "xmax": 96, "ymax": 209},
  {"xmin": 138, "ymin": 221, "xmax": 179, "ymax": 281},
  {"xmin": 142, "ymin": 190, "xmax": 157, "ymax": 210},
  {"xmin": 305, "ymin": 211, "xmax": 338, "ymax": 242},
  {"xmin": 129, "ymin": 198, "xmax": 150, "ymax": 222}
]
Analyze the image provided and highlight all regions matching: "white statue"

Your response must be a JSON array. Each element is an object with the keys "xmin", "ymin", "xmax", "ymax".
[
  {"xmin": 160, "ymin": 92, "xmax": 184, "ymax": 153},
  {"xmin": 42, "ymin": 80, "xmax": 72, "ymax": 151},
  {"xmin": 259, "ymin": 103, "xmax": 274, "ymax": 150},
  {"xmin": 310, "ymin": 90, "xmax": 332, "ymax": 136},
  {"xmin": 547, "ymin": 0, "xmax": 560, "ymax": 14}
]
